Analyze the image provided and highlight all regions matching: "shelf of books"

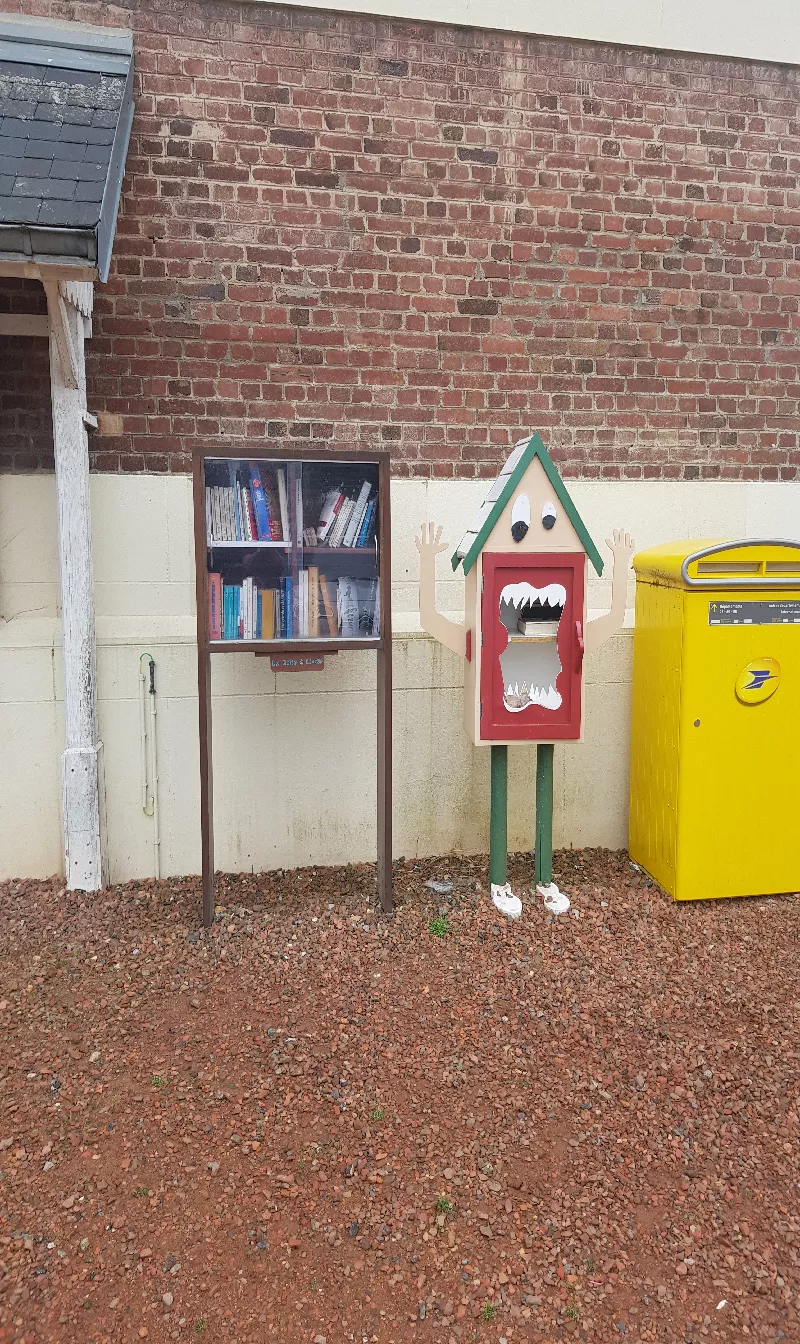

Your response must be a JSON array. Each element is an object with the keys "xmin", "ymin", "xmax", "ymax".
[
  {"xmin": 203, "ymin": 456, "xmax": 382, "ymax": 644},
  {"xmin": 193, "ymin": 447, "xmax": 392, "ymax": 926}
]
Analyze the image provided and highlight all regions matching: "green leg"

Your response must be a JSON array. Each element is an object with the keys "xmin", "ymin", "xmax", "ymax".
[
  {"xmin": 535, "ymin": 743, "xmax": 554, "ymax": 887},
  {"xmin": 489, "ymin": 745, "xmax": 508, "ymax": 888}
]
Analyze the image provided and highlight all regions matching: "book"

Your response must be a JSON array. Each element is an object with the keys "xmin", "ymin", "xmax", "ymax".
[
  {"xmin": 298, "ymin": 569, "xmax": 305, "ymax": 638},
  {"xmin": 277, "ymin": 468, "xmax": 289, "ymax": 543},
  {"xmin": 263, "ymin": 472, "xmax": 283, "ymax": 541},
  {"xmin": 245, "ymin": 577, "xmax": 256, "ymax": 640},
  {"xmin": 317, "ymin": 488, "xmax": 343, "ymax": 543},
  {"xmin": 338, "ymin": 576, "xmax": 360, "ymax": 637},
  {"xmin": 249, "ymin": 464, "xmax": 271, "ymax": 541},
  {"xmin": 260, "ymin": 587, "xmax": 274, "ymax": 640},
  {"xmin": 295, "ymin": 471, "xmax": 304, "ymax": 549},
  {"xmin": 369, "ymin": 578, "xmax": 380, "ymax": 637},
  {"xmin": 208, "ymin": 572, "xmax": 222, "ymax": 639},
  {"xmin": 343, "ymin": 480, "xmax": 372, "ymax": 547},
  {"xmin": 326, "ymin": 494, "xmax": 347, "ymax": 543},
  {"xmin": 308, "ymin": 566, "xmax": 319, "ymax": 637},
  {"xmin": 348, "ymin": 490, "xmax": 372, "ymax": 547},
  {"xmin": 256, "ymin": 591, "xmax": 262, "ymax": 640},
  {"xmin": 229, "ymin": 463, "xmax": 242, "ymax": 540},
  {"xmin": 284, "ymin": 575, "xmax": 293, "ymax": 639},
  {"xmin": 329, "ymin": 496, "xmax": 355, "ymax": 547},
  {"xmin": 356, "ymin": 496, "xmax": 376, "ymax": 547},
  {"xmin": 319, "ymin": 574, "xmax": 338, "ymax": 636},
  {"xmin": 246, "ymin": 485, "xmax": 255, "ymax": 540},
  {"xmin": 517, "ymin": 618, "xmax": 559, "ymax": 637},
  {"xmin": 365, "ymin": 497, "xmax": 378, "ymax": 546}
]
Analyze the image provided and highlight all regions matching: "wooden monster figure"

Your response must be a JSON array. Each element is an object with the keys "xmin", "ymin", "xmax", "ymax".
[{"xmin": 416, "ymin": 433, "xmax": 634, "ymax": 918}]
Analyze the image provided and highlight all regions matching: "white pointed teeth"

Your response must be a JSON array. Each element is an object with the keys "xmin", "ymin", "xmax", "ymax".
[
  {"xmin": 502, "ymin": 682, "xmax": 563, "ymax": 712},
  {"xmin": 499, "ymin": 581, "xmax": 566, "ymax": 611}
]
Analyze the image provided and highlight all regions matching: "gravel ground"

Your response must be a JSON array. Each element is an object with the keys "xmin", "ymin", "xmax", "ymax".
[{"xmin": 0, "ymin": 850, "xmax": 798, "ymax": 1344}]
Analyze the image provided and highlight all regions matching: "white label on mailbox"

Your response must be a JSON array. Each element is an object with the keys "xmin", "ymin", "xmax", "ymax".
[{"xmin": 709, "ymin": 600, "xmax": 800, "ymax": 625}]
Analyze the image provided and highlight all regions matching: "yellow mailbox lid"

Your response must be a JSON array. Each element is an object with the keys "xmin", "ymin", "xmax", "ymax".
[{"xmin": 632, "ymin": 538, "xmax": 800, "ymax": 590}]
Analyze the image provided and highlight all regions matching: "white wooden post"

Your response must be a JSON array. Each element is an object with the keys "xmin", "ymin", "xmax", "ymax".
[{"xmin": 44, "ymin": 277, "xmax": 106, "ymax": 891}]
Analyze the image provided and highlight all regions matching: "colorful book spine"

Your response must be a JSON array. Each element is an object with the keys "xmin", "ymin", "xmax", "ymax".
[
  {"xmin": 277, "ymin": 468, "xmax": 290, "ymax": 543},
  {"xmin": 284, "ymin": 575, "xmax": 293, "ymax": 639},
  {"xmin": 344, "ymin": 480, "xmax": 372, "ymax": 547},
  {"xmin": 229, "ymin": 464, "xmax": 242, "ymax": 540},
  {"xmin": 363, "ymin": 497, "xmax": 378, "ymax": 546},
  {"xmin": 329, "ymin": 496, "xmax": 354, "ymax": 547},
  {"xmin": 208, "ymin": 572, "xmax": 221, "ymax": 639},
  {"xmin": 264, "ymin": 473, "xmax": 283, "ymax": 541},
  {"xmin": 317, "ymin": 488, "xmax": 343, "ymax": 543},
  {"xmin": 356, "ymin": 496, "xmax": 376, "ymax": 547},
  {"xmin": 248, "ymin": 465, "xmax": 271, "ymax": 541}
]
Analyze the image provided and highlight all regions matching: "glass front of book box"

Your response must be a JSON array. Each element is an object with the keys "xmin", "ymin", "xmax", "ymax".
[{"xmin": 204, "ymin": 458, "xmax": 381, "ymax": 642}]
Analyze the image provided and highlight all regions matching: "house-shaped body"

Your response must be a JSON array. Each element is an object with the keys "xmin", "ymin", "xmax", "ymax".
[
  {"xmin": 416, "ymin": 429, "xmax": 632, "ymax": 915},
  {"xmin": 452, "ymin": 434, "xmax": 605, "ymax": 747}
]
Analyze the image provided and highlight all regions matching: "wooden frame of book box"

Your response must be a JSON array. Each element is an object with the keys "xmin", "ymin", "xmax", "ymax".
[{"xmin": 193, "ymin": 446, "xmax": 392, "ymax": 925}]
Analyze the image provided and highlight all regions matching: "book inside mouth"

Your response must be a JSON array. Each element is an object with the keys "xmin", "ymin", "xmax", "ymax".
[{"xmin": 498, "ymin": 581, "xmax": 566, "ymax": 712}]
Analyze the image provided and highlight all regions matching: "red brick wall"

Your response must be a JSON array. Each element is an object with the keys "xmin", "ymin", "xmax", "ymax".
[{"xmin": 1, "ymin": 2, "xmax": 799, "ymax": 479}]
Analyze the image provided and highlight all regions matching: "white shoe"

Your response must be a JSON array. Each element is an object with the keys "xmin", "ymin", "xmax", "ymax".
[
  {"xmin": 491, "ymin": 883, "xmax": 523, "ymax": 919},
  {"xmin": 537, "ymin": 882, "xmax": 570, "ymax": 915}
]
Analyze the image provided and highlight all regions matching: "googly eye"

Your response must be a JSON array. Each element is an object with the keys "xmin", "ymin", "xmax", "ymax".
[
  {"xmin": 542, "ymin": 501, "xmax": 557, "ymax": 531},
  {"xmin": 510, "ymin": 494, "xmax": 530, "ymax": 543}
]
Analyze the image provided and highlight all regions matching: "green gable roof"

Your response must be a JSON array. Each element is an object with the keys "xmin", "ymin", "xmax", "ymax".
[{"xmin": 452, "ymin": 433, "xmax": 604, "ymax": 577}]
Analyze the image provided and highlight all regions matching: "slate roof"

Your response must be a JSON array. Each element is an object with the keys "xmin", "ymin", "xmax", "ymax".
[
  {"xmin": 0, "ymin": 15, "xmax": 133, "ymax": 280},
  {"xmin": 452, "ymin": 433, "xmax": 605, "ymax": 577}
]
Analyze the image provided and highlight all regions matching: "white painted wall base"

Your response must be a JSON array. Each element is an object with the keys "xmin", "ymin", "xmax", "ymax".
[{"xmin": 1, "ymin": 472, "xmax": 798, "ymax": 882}]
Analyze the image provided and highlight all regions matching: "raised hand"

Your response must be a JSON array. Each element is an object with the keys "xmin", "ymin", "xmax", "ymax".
[
  {"xmin": 415, "ymin": 522, "xmax": 449, "ymax": 558},
  {"xmin": 605, "ymin": 528, "xmax": 636, "ymax": 565}
]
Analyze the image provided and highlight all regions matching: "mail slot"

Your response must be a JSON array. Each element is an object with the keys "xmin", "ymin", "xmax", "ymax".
[{"xmin": 629, "ymin": 538, "xmax": 800, "ymax": 901}]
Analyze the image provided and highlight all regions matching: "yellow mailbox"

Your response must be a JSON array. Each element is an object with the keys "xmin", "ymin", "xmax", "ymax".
[{"xmin": 629, "ymin": 538, "xmax": 800, "ymax": 901}]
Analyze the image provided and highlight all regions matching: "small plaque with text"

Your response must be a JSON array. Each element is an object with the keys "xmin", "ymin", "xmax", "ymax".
[{"xmin": 269, "ymin": 654, "xmax": 325, "ymax": 671}]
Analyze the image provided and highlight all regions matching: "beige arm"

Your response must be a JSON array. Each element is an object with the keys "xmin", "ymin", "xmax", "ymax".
[
  {"xmin": 584, "ymin": 529, "xmax": 636, "ymax": 655},
  {"xmin": 415, "ymin": 523, "xmax": 467, "ymax": 658}
]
